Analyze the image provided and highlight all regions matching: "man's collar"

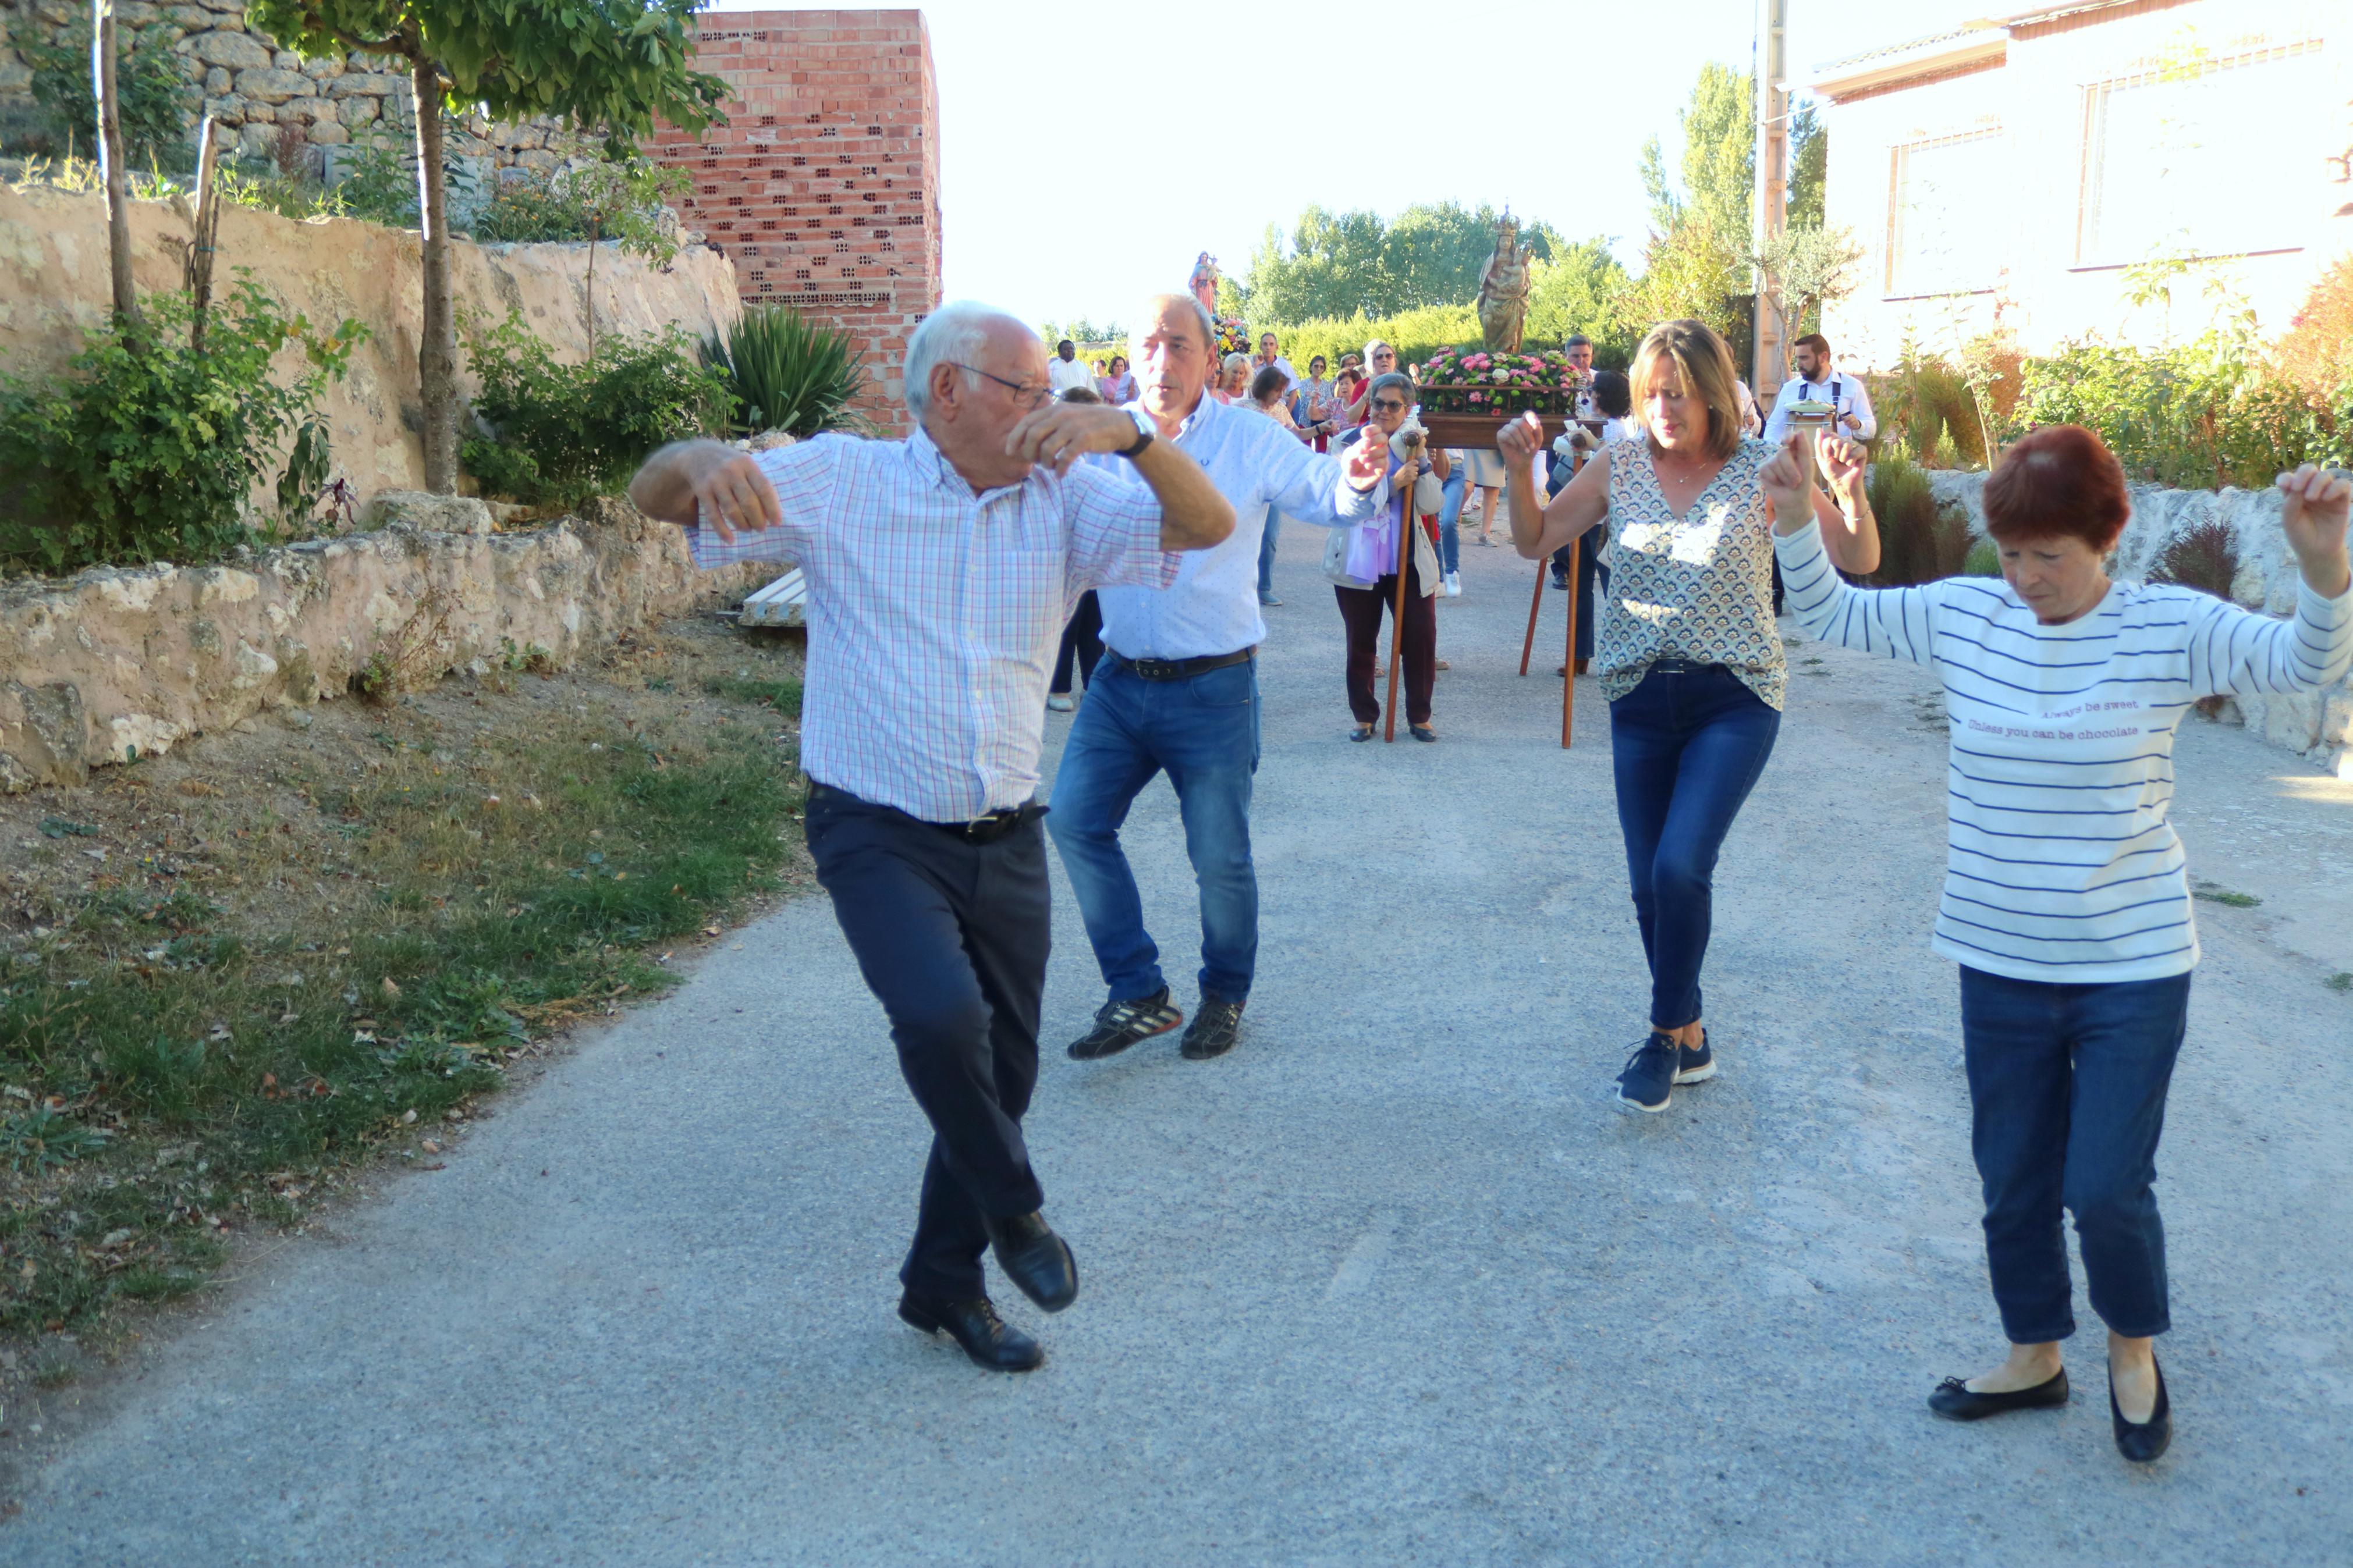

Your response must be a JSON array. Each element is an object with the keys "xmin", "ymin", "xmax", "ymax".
[{"xmin": 904, "ymin": 422, "xmax": 1013, "ymax": 500}]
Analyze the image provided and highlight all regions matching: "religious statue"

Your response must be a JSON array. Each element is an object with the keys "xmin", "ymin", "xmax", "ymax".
[
  {"xmin": 1475, "ymin": 214, "xmax": 1531, "ymax": 353},
  {"xmin": 1188, "ymin": 252, "xmax": 1220, "ymax": 317}
]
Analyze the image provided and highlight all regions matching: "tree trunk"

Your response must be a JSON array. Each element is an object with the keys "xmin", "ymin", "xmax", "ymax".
[
  {"xmin": 92, "ymin": 0, "xmax": 138, "ymax": 327},
  {"xmin": 584, "ymin": 217, "xmax": 599, "ymax": 349},
  {"xmin": 411, "ymin": 59, "xmax": 459, "ymax": 493}
]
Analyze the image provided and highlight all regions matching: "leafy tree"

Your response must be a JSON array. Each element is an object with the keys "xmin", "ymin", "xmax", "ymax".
[
  {"xmin": 1755, "ymin": 222, "xmax": 1864, "ymax": 344},
  {"xmin": 1525, "ymin": 239, "xmax": 1642, "ymax": 367},
  {"xmin": 1635, "ymin": 63, "xmax": 1757, "ymax": 341},
  {"xmin": 1787, "ymin": 98, "xmax": 1827, "ymax": 230},
  {"xmin": 244, "ymin": 0, "xmax": 729, "ymax": 493},
  {"xmin": 1236, "ymin": 202, "xmax": 1564, "ymax": 323},
  {"xmin": 8, "ymin": 17, "xmax": 196, "ymax": 163}
]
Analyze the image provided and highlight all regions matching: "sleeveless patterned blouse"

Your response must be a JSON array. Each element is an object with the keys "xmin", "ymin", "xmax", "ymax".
[{"xmin": 1593, "ymin": 436, "xmax": 1787, "ymax": 710}]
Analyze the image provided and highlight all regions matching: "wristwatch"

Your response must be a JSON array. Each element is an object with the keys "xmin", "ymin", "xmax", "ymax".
[{"xmin": 1117, "ymin": 425, "xmax": 1154, "ymax": 460}]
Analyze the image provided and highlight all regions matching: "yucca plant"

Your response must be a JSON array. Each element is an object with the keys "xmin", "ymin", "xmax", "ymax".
[{"xmin": 705, "ymin": 305, "xmax": 872, "ymax": 438}]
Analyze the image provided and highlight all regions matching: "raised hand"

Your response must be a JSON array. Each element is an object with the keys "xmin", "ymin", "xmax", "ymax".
[
  {"xmin": 1759, "ymin": 432, "xmax": 1818, "ymax": 529},
  {"xmin": 1005, "ymin": 404, "xmax": 1148, "ymax": 475},
  {"xmin": 1813, "ymin": 431, "xmax": 1868, "ymax": 510},
  {"xmin": 1495, "ymin": 410, "xmax": 1545, "ymax": 465},
  {"xmin": 1344, "ymin": 426, "xmax": 1390, "ymax": 492},
  {"xmin": 688, "ymin": 446, "xmax": 785, "ymax": 543},
  {"xmin": 2278, "ymin": 463, "xmax": 2353, "ymax": 594}
]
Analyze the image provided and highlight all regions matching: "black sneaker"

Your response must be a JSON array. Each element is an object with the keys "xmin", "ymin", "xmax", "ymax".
[
  {"xmin": 1067, "ymin": 986, "xmax": 1183, "ymax": 1059},
  {"xmin": 1674, "ymin": 1029, "xmax": 1715, "ymax": 1085},
  {"xmin": 1616, "ymin": 1033, "xmax": 1678, "ymax": 1113},
  {"xmin": 1180, "ymin": 995, "xmax": 1244, "ymax": 1059}
]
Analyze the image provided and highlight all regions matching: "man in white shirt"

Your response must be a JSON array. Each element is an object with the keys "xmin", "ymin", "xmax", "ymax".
[
  {"xmin": 1050, "ymin": 294, "xmax": 1390, "ymax": 1064},
  {"xmin": 1763, "ymin": 332, "xmax": 1877, "ymax": 446},
  {"xmin": 1253, "ymin": 331, "xmax": 1297, "ymax": 393},
  {"xmin": 1046, "ymin": 337, "xmax": 1095, "ymax": 397},
  {"xmin": 628, "ymin": 303, "xmax": 1233, "ymax": 1374}
]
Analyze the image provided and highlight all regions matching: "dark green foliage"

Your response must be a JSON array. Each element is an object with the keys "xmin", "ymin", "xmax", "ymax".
[
  {"xmin": 1237, "ymin": 201, "xmax": 1569, "ymax": 323},
  {"xmin": 2149, "ymin": 520, "xmax": 2240, "ymax": 599},
  {"xmin": 1866, "ymin": 443, "xmax": 1975, "ymax": 586},
  {"xmin": 1878, "ymin": 355, "xmax": 1990, "ymax": 468},
  {"xmin": 469, "ymin": 154, "xmax": 687, "ymax": 257},
  {"xmin": 705, "ymin": 306, "xmax": 869, "ymax": 437},
  {"xmin": 0, "ymin": 280, "xmax": 367, "ymax": 575},
  {"xmin": 461, "ymin": 312, "xmax": 730, "ymax": 507},
  {"xmin": 9, "ymin": 20, "xmax": 198, "ymax": 164},
  {"xmin": 2011, "ymin": 336, "xmax": 2331, "ymax": 489}
]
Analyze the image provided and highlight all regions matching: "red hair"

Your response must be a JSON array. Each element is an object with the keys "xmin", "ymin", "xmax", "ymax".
[{"xmin": 1983, "ymin": 425, "xmax": 2131, "ymax": 551}]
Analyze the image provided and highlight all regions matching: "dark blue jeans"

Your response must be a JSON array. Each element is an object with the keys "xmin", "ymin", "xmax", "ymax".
[
  {"xmin": 1436, "ymin": 469, "xmax": 1465, "ymax": 575},
  {"xmin": 1608, "ymin": 664, "xmax": 1781, "ymax": 1030},
  {"xmin": 1960, "ymin": 965, "xmax": 2191, "ymax": 1343},
  {"xmin": 1047, "ymin": 653, "xmax": 1261, "ymax": 1004},
  {"xmin": 1256, "ymin": 505, "xmax": 1282, "ymax": 599}
]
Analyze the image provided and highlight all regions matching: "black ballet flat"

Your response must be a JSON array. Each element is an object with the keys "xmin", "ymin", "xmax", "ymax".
[
  {"xmin": 1927, "ymin": 1369, "xmax": 2070, "ymax": 1421},
  {"xmin": 2110, "ymin": 1359, "xmax": 2171, "ymax": 1463}
]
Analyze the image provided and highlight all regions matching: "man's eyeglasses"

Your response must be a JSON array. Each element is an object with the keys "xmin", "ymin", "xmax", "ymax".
[{"xmin": 949, "ymin": 362, "xmax": 1051, "ymax": 408}]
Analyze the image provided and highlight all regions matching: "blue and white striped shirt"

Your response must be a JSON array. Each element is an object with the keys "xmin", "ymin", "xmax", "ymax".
[{"xmin": 1775, "ymin": 520, "xmax": 2353, "ymax": 983}]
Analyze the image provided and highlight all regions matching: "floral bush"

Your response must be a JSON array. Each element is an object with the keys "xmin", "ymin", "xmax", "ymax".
[{"xmin": 1411, "ymin": 347, "xmax": 1587, "ymax": 415}]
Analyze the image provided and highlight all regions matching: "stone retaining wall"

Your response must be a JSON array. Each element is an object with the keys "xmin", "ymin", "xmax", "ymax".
[
  {"xmin": 0, "ymin": 0, "xmax": 579, "ymax": 170},
  {"xmin": 1925, "ymin": 470, "xmax": 2352, "ymax": 774},
  {"xmin": 0, "ymin": 501, "xmax": 772, "ymax": 792}
]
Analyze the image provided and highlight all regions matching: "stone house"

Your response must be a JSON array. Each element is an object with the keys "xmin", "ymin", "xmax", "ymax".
[{"xmin": 1809, "ymin": 0, "xmax": 2351, "ymax": 371}]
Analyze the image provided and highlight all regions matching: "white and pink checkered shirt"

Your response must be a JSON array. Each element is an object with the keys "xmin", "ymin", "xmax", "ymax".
[{"xmin": 686, "ymin": 428, "xmax": 1177, "ymax": 822}]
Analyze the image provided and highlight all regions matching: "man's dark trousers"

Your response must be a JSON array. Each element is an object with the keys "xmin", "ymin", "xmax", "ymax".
[{"xmin": 804, "ymin": 783, "xmax": 1050, "ymax": 1300}]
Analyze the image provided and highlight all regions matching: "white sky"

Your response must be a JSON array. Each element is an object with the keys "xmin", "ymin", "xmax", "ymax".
[{"xmin": 704, "ymin": 1, "xmax": 1997, "ymax": 327}]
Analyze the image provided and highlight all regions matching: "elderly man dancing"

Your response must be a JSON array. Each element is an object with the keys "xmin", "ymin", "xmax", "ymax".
[
  {"xmin": 1050, "ymin": 294, "xmax": 1390, "ymax": 1062},
  {"xmin": 629, "ymin": 303, "xmax": 1233, "ymax": 1373}
]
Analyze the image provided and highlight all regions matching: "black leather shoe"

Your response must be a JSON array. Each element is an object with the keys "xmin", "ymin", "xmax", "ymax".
[
  {"xmin": 1928, "ymin": 1368, "xmax": 2070, "ymax": 1421},
  {"xmin": 2110, "ymin": 1358, "xmax": 2171, "ymax": 1463},
  {"xmin": 982, "ymin": 1210, "xmax": 1078, "ymax": 1312},
  {"xmin": 897, "ymin": 1289, "xmax": 1042, "ymax": 1372},
  {"xmin": 1181, "ymin": 995, "xmax": 1244, "ymax": 1059}
]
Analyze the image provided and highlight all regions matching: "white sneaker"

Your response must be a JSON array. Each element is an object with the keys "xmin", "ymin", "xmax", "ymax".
[
  {"xmin": 1443, "ymin": 571, "xmax": 1461, "ymax": 597},
  {"xmin": 1046, "ymin": 694, "xmax": 1076, "ymax": 713}
]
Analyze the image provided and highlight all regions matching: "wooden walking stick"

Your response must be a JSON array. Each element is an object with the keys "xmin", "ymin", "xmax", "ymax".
[
  {"xmin": 1380, "ymin": 432, "xmax": 1420, "ymax": 742},
  {"xmin": 1560, "ymin": 535, "xmax": 1580, "ymax": 748},
  {"xmin": 1519, "ymin": 556, "xmax": 1545, "ymax": 676}
]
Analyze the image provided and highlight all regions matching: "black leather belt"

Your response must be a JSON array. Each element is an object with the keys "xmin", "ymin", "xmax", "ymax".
[
  {"xmin": 1646, "ymin": 659, "xmax": 1724, "ymax": 675},
  {"xmin": 1109, "ymin": 646, "xmax": 1256, "ymax": 682},
  {"xmin": 807, "ymin": 781, "xmax": 1044, "ymax": 844}
]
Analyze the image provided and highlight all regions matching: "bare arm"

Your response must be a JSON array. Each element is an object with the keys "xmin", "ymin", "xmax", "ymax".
[
  {"xmin": 1006, "ymin": 403, "xmax": 1234, "ymax": 550},
  {"xmin": 1496, "ymin": 411, "xmax": 1607, "ymax": 559},
  {"xmin": 629, "ymin": 439, "xmax": 784, "ymax": 541}
]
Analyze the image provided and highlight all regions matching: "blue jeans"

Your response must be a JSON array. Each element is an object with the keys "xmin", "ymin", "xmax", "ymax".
[
  {"xmin": 1436, "ymin": 470, "xmax": 1464, "ymax": 575},
  {"xmin": 1960, "ymin": 966, "xmax": 2191, "ymax": 1343},
  {"xmin": 1608, "ymin": 664, "xmax": 1780, "ymax": 1030},
  {"xmin": 1256, "ymin": 505, "xmax": 1282, "ymax": 599},
  {"xmin": 1047, "ymin": 654, "xmax": 1262, "ymax": 1003}
]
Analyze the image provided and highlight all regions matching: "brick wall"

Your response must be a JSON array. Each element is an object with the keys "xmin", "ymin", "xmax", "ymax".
[{"xmin": 650, "ymin": 10, "xmax": 943, "ymax": 434}]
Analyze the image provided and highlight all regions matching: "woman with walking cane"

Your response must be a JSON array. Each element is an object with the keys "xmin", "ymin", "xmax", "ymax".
[
  {"xmin": 1769, "ymin": 423, "xmax": 2353, "ymax": 1463},
  {"xmin": 1329, "ymin": 372, "xmax": 1443, "ymax": 741},
  {"xmin": 1497, "ymin": 319, "xmax": 1879, "ymax": 1112}
]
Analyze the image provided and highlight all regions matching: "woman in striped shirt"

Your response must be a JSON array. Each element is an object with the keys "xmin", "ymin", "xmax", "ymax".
[{"xmin": 1765, "ymin": 423, "xmax": 2353, "ymax": 1464}]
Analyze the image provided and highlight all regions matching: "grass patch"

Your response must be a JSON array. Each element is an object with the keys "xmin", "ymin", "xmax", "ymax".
[
  {"xmin": 703, "ymin": 673, "xmax": 804, "ymax": 717},
  {"xmin": 0, "ymin": 628, "xmax": 805, "ymax": 1343},
  {"xmin": 2191, "ymin": 883, "xmax": 2261, "ymax": 909},
  {"xmin": 2327, "ymin": 972, "xmax": 2352, "ymax": 994}
]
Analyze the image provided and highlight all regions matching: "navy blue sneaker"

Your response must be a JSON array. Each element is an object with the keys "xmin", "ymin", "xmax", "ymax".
[
  {"xmin": 1616, "ymin": 1033, "xmax": 1678, "ymax": 1113},
  {"xmin": 1674, "ymin": 1029, "xmax": 1715, "ymax": 1085}
]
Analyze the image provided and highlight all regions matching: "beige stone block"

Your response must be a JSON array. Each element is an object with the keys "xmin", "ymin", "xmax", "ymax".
[
  {"xmin": 307, "ymin": 123, "xmax": 349, "ymax": 145},
  {"xmin": 244, "ymin": 102, "xmax": 276, "ymax": 123},
  {"xmin": 340, "ymin": 97, "xmax": 379, "ymax": 127},
  {"xmin": 184, "ymin": 28, "xmax": 272, "ymax": 69},
  {"xmin": 236, "ymin": 66, "xmax": 311, "ymax": 104},
  {"xmin": 204, "ymin": 65, "xmax": 230, "ymax": 94},
  {"xmin": 326, "ymin": 72, "xmax": 407, "ymax": 98},
  {"xmin": 301, "ymin": 54, "xmax": 343, "ymax": 79}
]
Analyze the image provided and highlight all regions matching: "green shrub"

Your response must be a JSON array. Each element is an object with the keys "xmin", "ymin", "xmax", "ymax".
[
  {"xmin": 1866, "ymin": 442, "xmax": 1974, "ymax": 586},
  {"xmin": 705, "ymin": 305, "xmax": 869, "ymax": 436},
  {"xmin": 469, "ymin": 155, "xmax": 687, "ymax": 258},
  {"xmin": 461, "ymin": 312, "xmax": 730, "ymax": 509},
  {"xmin": 9, "ymin": 20, "xmax": 197, "ymax": 165},
  {"xmin": 0, "ymin": 279, "xmax": 367, "ymax": 575},
  {"xmin": 1964, "ymin": 537, "xmax": 2001, "ymax": 577},
  {"xmin": 1875, "ymin": 352, "xmax": 1989, "ymax": 468},
  {"xmin": 2010, "ymin": 333, "xmax": 2331, "ymax": 489}
]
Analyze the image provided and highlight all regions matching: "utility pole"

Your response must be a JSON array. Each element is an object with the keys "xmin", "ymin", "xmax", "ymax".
[{"xmin": 1752, "ymin": 0, "xmax": 1789, "ymax": 397}]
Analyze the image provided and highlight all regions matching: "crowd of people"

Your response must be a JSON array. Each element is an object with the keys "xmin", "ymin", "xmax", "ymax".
[{"xmin": 627, "ymin": 295, "xmax": 2352, "ymax": 1471}]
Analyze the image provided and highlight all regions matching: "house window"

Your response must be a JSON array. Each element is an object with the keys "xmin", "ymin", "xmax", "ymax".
[
  {"xmin": 1886, "ymin": 127, "xmax": 2004, "ymax": 298},
  {"xmin": 2076, "ymin": 40, "xmax": 2325, "ymax": 266}
]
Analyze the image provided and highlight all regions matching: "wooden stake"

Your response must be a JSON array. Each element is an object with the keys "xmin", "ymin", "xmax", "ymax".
[
  {"xmin": 1382, "ymin": 434, "xmax": 1420, "ymax": 742},
  {"xmin": 1561, "ymin": 535, "xmax": 1580, "ymax": 748},
  {"xmin": 186, "ymin": 115, "xmax": 223, "ymax": 353},
  {"xmin": 1519, "ymin": 557, "xmax": 1544, "ymax": 675}
]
